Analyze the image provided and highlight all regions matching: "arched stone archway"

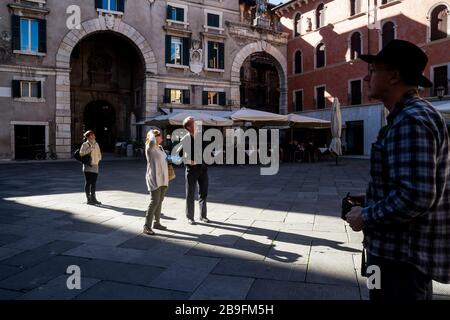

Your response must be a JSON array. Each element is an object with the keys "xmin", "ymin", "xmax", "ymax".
[
  {"xmin": 230, "ymin": 40, "xmax": 288, "ymax": 114},
  {"xmin": 55, "ymin": 16, "xmax": 158, "ymax": 159}
]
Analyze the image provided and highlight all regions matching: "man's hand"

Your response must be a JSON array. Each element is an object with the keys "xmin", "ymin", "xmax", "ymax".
[{"xmin": 346, "ymin": 206, "xmax": 364, "ymax": 232}]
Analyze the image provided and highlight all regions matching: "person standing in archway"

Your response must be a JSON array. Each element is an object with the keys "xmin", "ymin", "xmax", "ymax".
[{"xmin": 80, "ymin": 130, "xmax": 103, "ymax": 205}]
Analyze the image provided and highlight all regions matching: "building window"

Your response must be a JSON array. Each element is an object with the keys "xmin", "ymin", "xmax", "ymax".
[
  {"xmin": 430, "ymin": 5, "xmax": 449, "ymax": 41},
  {"xmin": 95, "ymin": 0, "xmax": 125, "ymax": 12},
  {"xmin": 316, "ymin": 43, "xmax": 325, "ymax": 68},
  {"xmin": 350, "ymin": 0, "xmax": 361, "ymax": 16},
  {"xmin": 316, "ymin": 3, "xmax": 325, "ymax": 29},
  {"xmin": 294, "ymin": 13, "xmax": 301, "ymax": 37},
  {"xmin": 12, "ymin": 16, "xmax": 46, "ymax": 54},
  {"xmin": 165, "ymin": 35, "xmax": 190, "ymax": 66},
  {"xmin": 316, "ymin": 86, "xmax": 326, "ymax": 109},
  {"xmin": 203, "ymin": 91, "xmax": 226, "ymax": 106},
  {"xmin": 350, "ymin": 32, "xmax": 362, "ymax": 60},
  {"xmin": 12, "ymin": 80, "xmax": 42, "ymax": 98},
  {"xmin": 433, "ymin": 65, "xmax": 449, "ymax": 96},
  {"xmin": 349, "ymin": 80, "xmax": 362, "ymax": 105},
  {"xmin": 381, "ymin": 0, "xmax": 394, "ymax": 4},
  {"xmin": 167, "ymin": 5, "xmax": 185, "ymax": 22},
  {"xmin": 382, "ymin": 21, "xmax": 395, "ymax": 48},
  {"xmin": 207, "ymin": 41, "xmax": 225, "ymax": 70},
  {"xmin": 207, "ymin": 13, "xmax": 220, "ymax": 28},
  {"xmin": 294, "ymin": 90, "xmax": 303, "ymax": 112},
  {"xmin": 20, "ymin": 18, "xmax": 38, "ymax": 52},
  {"xmin": 294, "ymin": 50, "xmax": 302, "ymax": 74},
  {"xmin": 164, "ymin": 88, "xmax": 190, "ymax": 104}
]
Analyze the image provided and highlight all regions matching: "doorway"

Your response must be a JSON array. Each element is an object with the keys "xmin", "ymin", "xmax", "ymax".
[
  {"xmin": 14, "ymin": 125, "xmax": 45, "ymax": 160},
  {"xmin": 345, "ymin": 120, "xmax": 364, "ymax": 155},
  {"xmin": 83, "ymin": 101, "xmax": 116, "ymax": 151}
]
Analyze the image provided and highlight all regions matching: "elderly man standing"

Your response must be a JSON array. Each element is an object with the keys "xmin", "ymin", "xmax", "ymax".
[
  {"xmin": 176, "ymin": 117, "xmax": 210, "ymax": 225},
  {"xmin": 346, "ymin": 40, "xmax": 450, "ymax": 300}
]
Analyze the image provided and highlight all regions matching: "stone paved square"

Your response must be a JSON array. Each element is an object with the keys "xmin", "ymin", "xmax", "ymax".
[{"xmin": 0, "ymin": 159, "xmax": 449, "ymax": 300}]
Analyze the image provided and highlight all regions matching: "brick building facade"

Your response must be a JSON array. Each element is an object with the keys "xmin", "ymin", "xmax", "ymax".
[{"xmin": 275, "ymin": 0, "xmax": 450, "ymax": 156}]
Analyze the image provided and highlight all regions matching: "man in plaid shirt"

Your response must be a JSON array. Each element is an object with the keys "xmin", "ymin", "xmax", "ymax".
[{"xmin": 346, "ymin": 40, "xmax": 450, "ymax": 300}]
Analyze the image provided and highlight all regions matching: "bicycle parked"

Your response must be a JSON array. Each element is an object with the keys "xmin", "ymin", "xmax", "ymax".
[{"xmin": 35, "ymin": 145, "xmax": 58, "ymax": 160}]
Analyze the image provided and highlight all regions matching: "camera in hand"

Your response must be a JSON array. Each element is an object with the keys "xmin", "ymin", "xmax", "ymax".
[{"xmin": 341, "ymin": 193, "xmax": 365, "ymax": 221}]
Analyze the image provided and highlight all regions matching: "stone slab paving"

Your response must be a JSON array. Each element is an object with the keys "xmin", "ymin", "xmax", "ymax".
[{"xmin": 0, "ymin": 159, "xmax": 449, "ymax": 300}]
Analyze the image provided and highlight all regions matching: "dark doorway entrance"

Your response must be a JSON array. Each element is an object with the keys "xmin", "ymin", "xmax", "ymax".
[
  {"xmin": 84, "ymin": 101, "xmax": 116, "ymax": 152},
  {"xmin": 346, "ymin": 120, "xmax": 364, "ymax": 155},
  {"xmin": 240, "ymin": 52, "xmax": 280, "ymax": 114},
  {"xmin": 15, "ymin": 125, "xmax": 45, "ymax": 160}
]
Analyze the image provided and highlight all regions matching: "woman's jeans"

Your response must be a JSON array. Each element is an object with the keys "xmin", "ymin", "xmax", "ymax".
[{"xmin": 145, "ymin": 186, "xmax": 167, "ymax": 229}]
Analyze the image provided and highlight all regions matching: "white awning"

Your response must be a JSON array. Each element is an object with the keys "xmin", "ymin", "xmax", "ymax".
[
  {"xmin": 161, "ymin": 108, "xmax": 234, "ymax": 119},
  {"xmin": 231, "ymin": 108, "xmax": 288, "ymax": 122},
  {"xmin": 288, "ymin": 113, "xmax": 331, "ymax": 128},
  {"xmin": 146, "ymin": 111, "xmax": 233, "ymax": 127}
]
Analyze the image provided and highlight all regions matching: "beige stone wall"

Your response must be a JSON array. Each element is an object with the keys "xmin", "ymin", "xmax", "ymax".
[{"xmin": 0, "ymin": 0, "xmax": 288, "ymax": 159}]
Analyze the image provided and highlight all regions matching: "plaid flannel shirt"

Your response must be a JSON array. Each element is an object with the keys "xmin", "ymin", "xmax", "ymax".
[{"xmin": 362, "ymin": 95, "xmax": 450, "ymax": 283}]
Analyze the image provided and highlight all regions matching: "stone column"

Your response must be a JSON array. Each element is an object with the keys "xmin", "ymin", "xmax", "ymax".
[
  {"xmin": 230, "ymin": 84, "xmax": 241, "ymax": 110},
  {"xmin": 144, "ymin": 74, "xmax": 159, "ymax": 119},
  {"xmin": 55, "ymin": 70, "xmax": 72, "ymax": 159},
  {"xmin": 279, "ymin": 88, "xmax": 288, "ymax": 115}
]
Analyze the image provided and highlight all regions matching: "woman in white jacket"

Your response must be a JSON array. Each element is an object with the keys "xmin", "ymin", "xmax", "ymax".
[
  {"xmin": 80, "ymin": 130, "xmax": 102, "ymax": 205},
  {"xmin": 144, "ymin": 129, "xmax": 169, "ymax": 235}
]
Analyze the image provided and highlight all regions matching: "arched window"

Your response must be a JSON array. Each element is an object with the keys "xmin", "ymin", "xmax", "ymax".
[
  {"xmin": 350, "ymin": 32, "xmax": 362, "ymax": 60},
  {"xmin": 350, "ymin": 0, "xmax": 361, "ymax": 16},
  {"xmin": 316, "ymin": 3, "xmax": 325, "ymax": 29},
  {"xmin": 316, "ymin": 43, "xmax": 325, "ymax": 68},
  {"xmin": 430, "ymin": 5, "xmax": 449, "ymax": 41},
  {"xmin": 294, "ymin": 13, "xmax": 302, "ymax": 37},
  {"xmin": 294, "ymin": 50, "xmax": 302, "ymax": 74},
  {"xmin": 382, "ymin": 21, "xmax": 395, "ymax": 48}
]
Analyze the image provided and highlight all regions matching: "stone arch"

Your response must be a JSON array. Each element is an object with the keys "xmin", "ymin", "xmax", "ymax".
[
  {"xmin": 54, "ymin": 16, "xmax": 158, "ymax": 159},
  {"xmin": 231, "ymin": 41, "xmax": 288, "ymax": 114}
]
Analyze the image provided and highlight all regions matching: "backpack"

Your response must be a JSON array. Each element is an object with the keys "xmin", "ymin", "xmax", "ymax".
[{"xmin": 74, "ymin": 149, "xmax": 92, "ymax": 166}]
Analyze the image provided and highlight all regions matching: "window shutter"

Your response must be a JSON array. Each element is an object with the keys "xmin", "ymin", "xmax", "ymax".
[
  {"xmin": 208, "ymin": 14, "xmax": 220, "ymax": 28},
  {"xmin": 207, "ymin": 42, "xmax": 214, "ymax": 69},
  {"xmin": 295, "ymin": 91, "xmax": 303, "ymax": 111},
  {"xmin": 167, "ymin": 5, "xmax": 172, "ymax": 19},
  {"xmin": 295, "ymin": 51, "xmax": 302, "ymax": 74},
  {"xmin": 219, "ymin": 92, "xmax": 226, "ymax": 106},
  {"xmin": 165, "ymin": 35, "xmax": 171, "ymax": 64},
  {"xmin": 164, "ymin": 89, "xmax": 171, "ymax": 103},
  {"xmin": 218, "ymin": 43, "xmax": 225, "ymax": 70},
  {"xmin": 117, "ymin": 0, "xmax": 125, "ymax": 12},
  {"xmin": 202, "ymin": 91, "xmax": 208, "ymax": 105},
  {"xmin": 12, "ymin": 80, "xmax": 21, "ymax": 98},
  {"xmin": 38, "ymin": 19, "xmax": 47, "ymax": 53},
  {"xmin": 95, "ymin": 0, "xmax": 102, "ymax": 9},
  {"xmin": 37, "ymin": 82, "xmax": 42, "ymax": 98},
  {"xmin": 183, "ymin": 90, "xmax": 190, "ymax": 105},
  {"xmin": 177, "ymin": 7, "xmax": 185, "ymax": 22},
  {"xmin": 355, "ymin": 0, "xmax": 361, "ymax": 14},
  {"xmin": 11, "ymin": 15, "xmax": 20, "ymax": 51},
  {"xmin": 320, "ymin": 9, "xmax": 325, "ymax": 27},
  {"xmin": 182, "ymin": 37, "xmax": 191, "ymax": 66}
]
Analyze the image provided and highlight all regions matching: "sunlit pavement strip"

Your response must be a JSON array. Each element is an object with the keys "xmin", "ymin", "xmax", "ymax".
[{"xmin": 0, "ymin": 160, "xmax": 449, "ymax": 300}]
